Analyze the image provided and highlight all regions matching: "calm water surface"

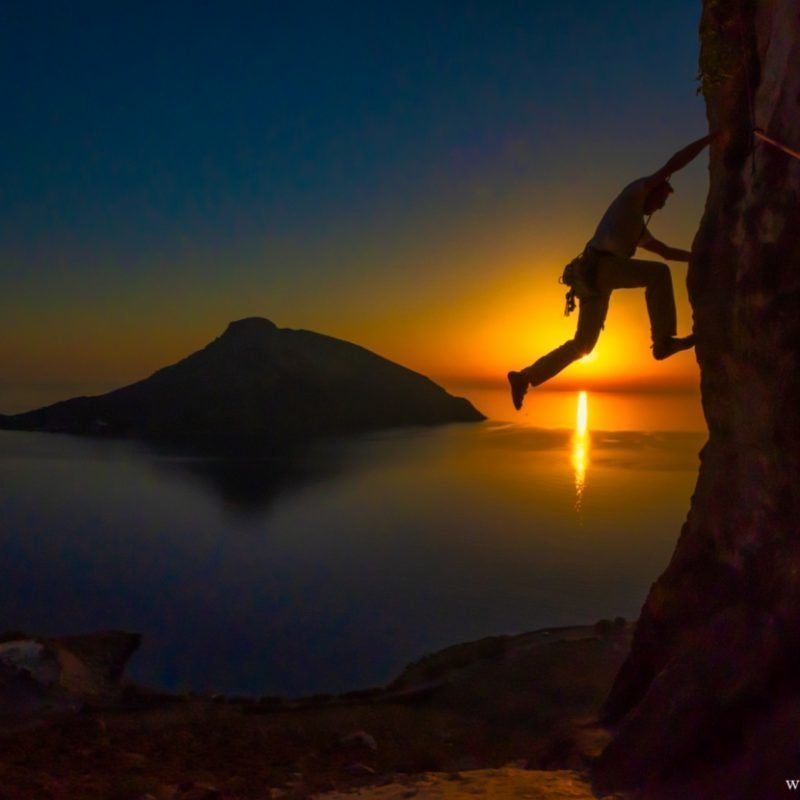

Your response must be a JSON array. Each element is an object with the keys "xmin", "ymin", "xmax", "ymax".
[{"xmin": 0, "ymin": 389, "xmax": 705, "ymax": 695}]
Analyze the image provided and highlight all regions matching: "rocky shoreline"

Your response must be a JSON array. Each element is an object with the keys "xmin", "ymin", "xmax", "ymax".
[{"xmin": 0, "ymin": 622, "xmax": 630, "ymax": 799}]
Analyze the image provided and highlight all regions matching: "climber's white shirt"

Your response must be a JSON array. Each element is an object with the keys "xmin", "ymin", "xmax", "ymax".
[{"xmin": 589, "ymin": 178, "xmax": 655, "ymax": 258}]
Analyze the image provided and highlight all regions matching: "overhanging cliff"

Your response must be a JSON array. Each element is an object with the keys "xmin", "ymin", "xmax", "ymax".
[{"xmin": 595, "ymin": 1, "xmax": 800, "ymax": 795}]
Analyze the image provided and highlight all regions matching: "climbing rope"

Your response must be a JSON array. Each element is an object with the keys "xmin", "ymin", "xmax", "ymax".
[{"xmin": 754, "ymin": 128, "xmax": 800, "ymax": 162}]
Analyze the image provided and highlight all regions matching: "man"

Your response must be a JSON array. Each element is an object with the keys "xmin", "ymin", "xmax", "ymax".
[{"xmin": 508, "ymin": 133, "xmax": 715, "ymax": 411}]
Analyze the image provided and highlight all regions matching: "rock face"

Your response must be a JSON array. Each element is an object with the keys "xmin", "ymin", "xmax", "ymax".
[
  {"xmin": 0, "ymin": 318, "xmax": 484, "ymax": 442},
  {"xmin": 0, "ymin": 630, "xmax": 141, "ymax": 724},
  {"xmin": 595, "ymin": 1, "xmax": 800, "ymax": 795}
]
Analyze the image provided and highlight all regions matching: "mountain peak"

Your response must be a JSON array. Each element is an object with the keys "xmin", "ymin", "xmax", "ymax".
[{"xmin": 222, "ymin": 317, "xmax": 278, "ymax": 338}]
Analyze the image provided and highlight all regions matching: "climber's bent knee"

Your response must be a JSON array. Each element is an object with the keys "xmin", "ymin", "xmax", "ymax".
[
  {"xmin": 571, "ymin": 335, "xmax": 599, "ymax": 359},
  {"xmin": 649, "ymin": 261, "xmax": 671, "ymax": 284}
]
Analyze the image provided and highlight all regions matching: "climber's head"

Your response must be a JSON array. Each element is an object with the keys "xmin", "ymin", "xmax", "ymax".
[{"xmin": 644, "ymin": 179, "xmax": 674, "ymax": 214}]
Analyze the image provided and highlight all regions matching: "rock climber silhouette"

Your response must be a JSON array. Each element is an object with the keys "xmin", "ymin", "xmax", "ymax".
[{"xmin": 508, "ymin": 134, "xmax": 716, "ymax": 411}]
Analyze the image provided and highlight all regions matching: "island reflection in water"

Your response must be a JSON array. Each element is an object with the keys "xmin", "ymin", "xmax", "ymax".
[{"xmin": 0, "ymin": 389, "xmax": 705, "ymax": 696}]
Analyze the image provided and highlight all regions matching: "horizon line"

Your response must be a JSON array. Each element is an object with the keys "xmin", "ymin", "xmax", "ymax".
[{"xmin": 439, "ymin": 376, "xmax": 700, "ymax": 396}]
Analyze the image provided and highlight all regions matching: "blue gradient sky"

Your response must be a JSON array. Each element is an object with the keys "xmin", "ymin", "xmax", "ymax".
[{"xmin": 1, "ymin": 1, "xmax": 708, "ymax": 412}]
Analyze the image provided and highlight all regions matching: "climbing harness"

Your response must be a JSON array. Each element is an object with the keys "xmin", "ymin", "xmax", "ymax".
[
  {"xmin": 559, "ymin": 215, "xmax": 652, "ymax": 317},
  {"xmin": 560, "ymin": 255, "xmax": 581, "ymax": 316}
]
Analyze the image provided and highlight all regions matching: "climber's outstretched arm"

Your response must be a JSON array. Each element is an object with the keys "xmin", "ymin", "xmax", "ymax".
[
  {"xmin": 639, "ymin": 237, "xmax": 691, "ymax": 263},
  {"xmin": 644, "ymin": 133, "xmax": 717, "ymax": 193}
]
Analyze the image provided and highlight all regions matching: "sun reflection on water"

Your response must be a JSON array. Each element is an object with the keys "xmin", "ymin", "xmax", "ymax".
[{"xmin": 572, "ymin": 391, "xmax": 589, "ymax": 511}]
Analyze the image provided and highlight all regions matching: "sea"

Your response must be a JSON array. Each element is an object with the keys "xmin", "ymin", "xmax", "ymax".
[{"xmin": 0, "ymin": 388, "xmax": 706, "ymax": 696}]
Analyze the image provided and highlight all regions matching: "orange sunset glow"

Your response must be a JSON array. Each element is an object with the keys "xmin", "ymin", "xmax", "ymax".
[
  {"xmin": 0, "ymin": 1, "xmax": 707, "ymax": 431},
  {"xmin": 0, "ymin": 225, "xmax": 702, "ymax": 418}
]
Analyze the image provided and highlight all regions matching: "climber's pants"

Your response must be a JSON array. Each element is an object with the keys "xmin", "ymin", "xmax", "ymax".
[{"xmin": 522, "ymin": 255, "xmax": 678, "ymax": 386}]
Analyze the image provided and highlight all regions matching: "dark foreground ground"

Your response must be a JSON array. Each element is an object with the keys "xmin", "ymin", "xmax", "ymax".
[{"xmin": 0, "ymin": 622, "xmax": 631, "ymax": 799}]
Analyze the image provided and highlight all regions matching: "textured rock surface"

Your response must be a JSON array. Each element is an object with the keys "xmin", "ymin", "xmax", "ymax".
[
  {"xmin": 49, "ymin": 630, "xmax": 142, "ymax": 699},
  {"xmin": 0, "ymin": 318, "xmax": 483, "ymax": 442},
  {"xmin": 312, "ymin": 768, "xmax": 602, "ymax": 799},
  {"xmin": 595, "ymin": 1, "xmax": 800, "ymax": 795},
  {"xmin": 0, "ymin": 630, "xmax": 140, "ymax": 726}
]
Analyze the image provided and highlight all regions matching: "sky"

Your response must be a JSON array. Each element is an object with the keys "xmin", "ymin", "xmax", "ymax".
[{"xmin": 0, "ymin": 1, "xmax": 710, "ymax": 414}]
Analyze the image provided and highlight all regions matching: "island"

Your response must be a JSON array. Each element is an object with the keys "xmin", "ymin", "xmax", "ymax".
[{"xmin": 0, "ymin": 318, "xmax": 484, "ymax": 444}]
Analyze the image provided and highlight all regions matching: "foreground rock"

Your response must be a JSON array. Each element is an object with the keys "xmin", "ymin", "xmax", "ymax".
[
  {"xmin": 0, "ymin": 623, "xmax": 629, "ymax": 799},
  {"xmin": 0, "ymin": 318, "xmax": 484, "ymax": 443},
  {"xmin": 0, "ymin": 630, "xmax": 141, "ymax": 724},
  {"xmin": 313, "ymin": 767, "xmax": 603, "ymax": 799}
]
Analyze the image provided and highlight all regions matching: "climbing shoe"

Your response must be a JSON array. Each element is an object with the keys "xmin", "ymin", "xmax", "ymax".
[
  {"xmin": 652, "ymin": 334, "xmax": 695, "ymax": 361},
  {"xmin": 508, "ymin": 371, "xmax": 528, "ymax": 410}
]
